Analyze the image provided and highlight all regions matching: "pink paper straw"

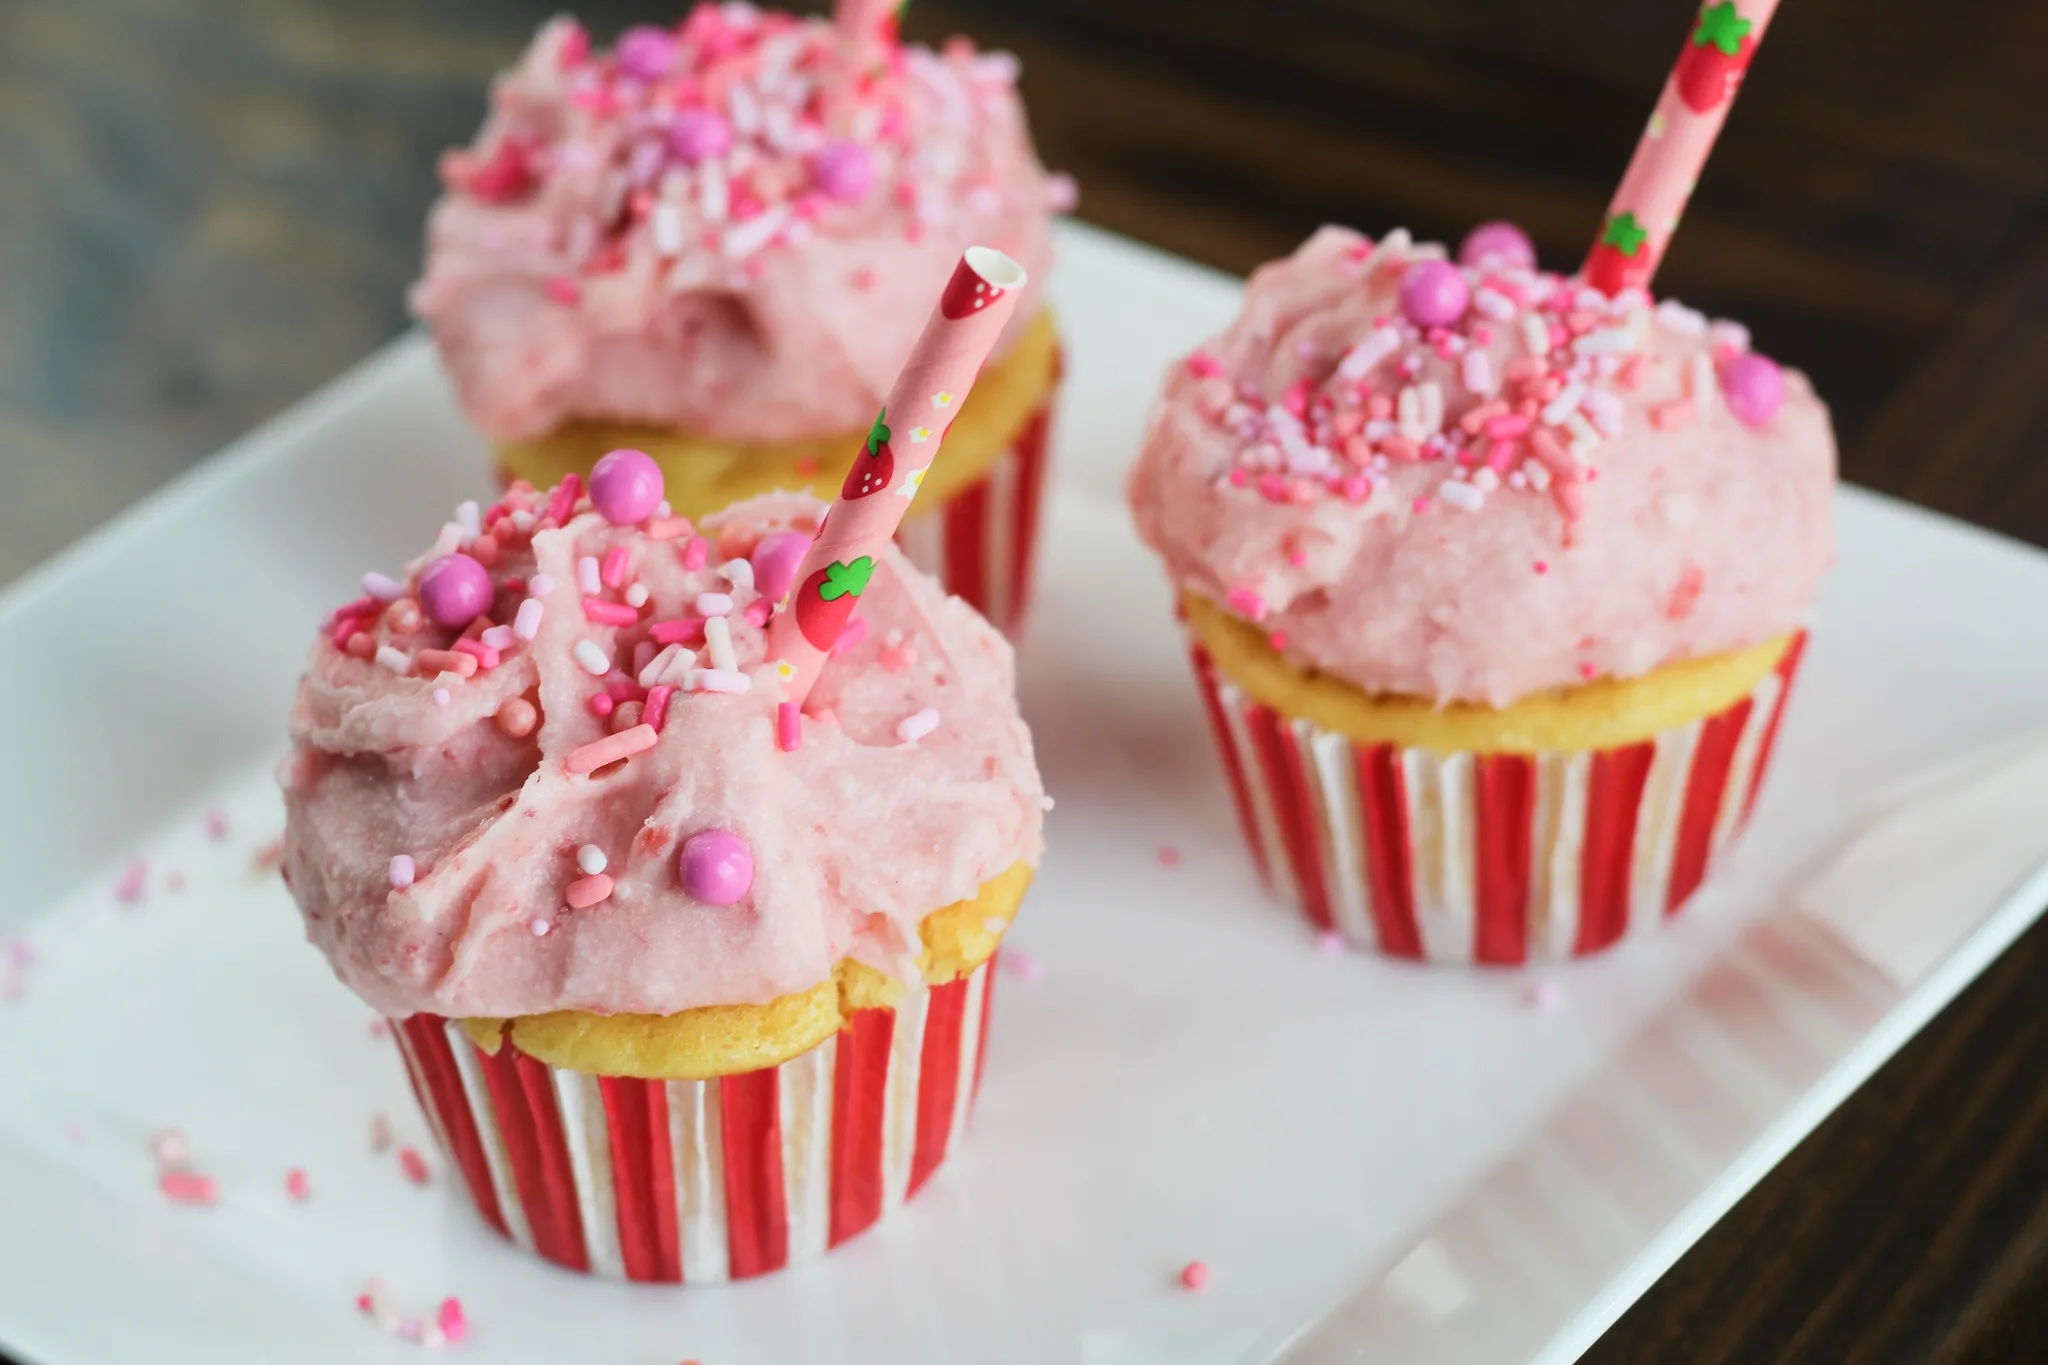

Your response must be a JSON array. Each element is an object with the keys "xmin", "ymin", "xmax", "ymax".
[
  {"xmin": 765, "ymin": 246, "xmax": 1026, "ymax": 712},
  {"xmin": 1584, "ymin": 0, "xmax": 1782, "ymax": 296}
]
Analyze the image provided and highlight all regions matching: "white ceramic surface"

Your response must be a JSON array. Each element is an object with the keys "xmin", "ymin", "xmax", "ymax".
[{"xmin": 3, "ymin": 223, "xmax": 2047, "ymax": 1365}]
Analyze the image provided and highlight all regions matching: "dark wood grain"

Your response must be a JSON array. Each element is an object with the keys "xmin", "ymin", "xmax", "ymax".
[{"xmin": 2, "ymin": 0, "xmax": 2045, "ymax": 1360}]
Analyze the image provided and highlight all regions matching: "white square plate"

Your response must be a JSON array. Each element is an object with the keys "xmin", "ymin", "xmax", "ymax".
[{"xmin": 4, "ymin": 223, "xmax": 2048, "ymax": 1365}]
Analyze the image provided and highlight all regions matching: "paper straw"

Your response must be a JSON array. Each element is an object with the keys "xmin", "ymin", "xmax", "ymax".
[
  {"xmin": 765, "ymin": 246, "xmax": 1026, "ymax": 716},
  {"xmin": 1584, "ymin": 0, "xmax": 1782, "ymax": 296}
]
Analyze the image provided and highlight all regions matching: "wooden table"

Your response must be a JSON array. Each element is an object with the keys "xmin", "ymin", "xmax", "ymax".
[{"xmin": 3, "ymin": 0, "xmax": 2043, "ymax": 1358}]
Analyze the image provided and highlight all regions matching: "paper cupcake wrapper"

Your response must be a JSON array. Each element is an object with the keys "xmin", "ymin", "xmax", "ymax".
[
  {"xmin": 391, "ymin": 958, "xmax": 996, "ymax": 1282},
  {"xmin": 1188, "ymin": 637, "xmax": 1807, "ymax": 964},
  {"xmin": 895, "ymin": 366, "xmax": 1057, "ymax": 636}
]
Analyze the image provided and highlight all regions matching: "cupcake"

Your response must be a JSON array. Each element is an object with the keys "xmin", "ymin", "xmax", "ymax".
[
  {"xmin": 1129, "ymin": 224, "xmax": 1833, "ymax": 965},
  {"xmin": 281, "ymin": 477, "xmax": 1044, "ymax": 1280},
  {"xmin": 412, "ymin": 4, "xmax": 1067, "ymax": 634}
]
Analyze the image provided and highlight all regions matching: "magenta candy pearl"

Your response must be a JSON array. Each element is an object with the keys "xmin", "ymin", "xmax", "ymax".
[
  {"xmin": 614, "ymin": 26, "xmax": 679, "ymax": 80},
  {"xmin": 1720, "ymin": 352, "xmax": 1786, "ymax": 428},
  {"xmin": 589, "ymin": 448, "xmax": 665, "ymax": 525},
  {"xmin": 417, "ymin": 554, "xmax": 494, "ymax": 629},
  {"xmin": 680, "ymin": 830, "xmax": 753, "ymax": 906},
  {"xmin": 749, "ymin": 529, "xmax": 811, "ymax": 603},
  {"xmin": 1399, "ymin": 260, "xmax": 1470, "ymax": 328},
  {"xmin": 811, "ymin": 141, "xmax": 877, "ymax": 204},
  {"xmin": 1458, "ymin": 220, "xmax": 1537, "ymax": 272},
  {"xmin": 670, "ymin": 109, "xmax": 733, "ymax": 165}
]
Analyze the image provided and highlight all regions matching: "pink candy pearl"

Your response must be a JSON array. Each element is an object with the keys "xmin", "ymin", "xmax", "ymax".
[
  {"xmin": 671, "ymin": 109, "xmax": 733, "ymax": 165},
  {"xmin": 417, "ymin": 553, "xmax": 493, "ymax": 629},
  {"xmin": 589, "ymin": 448, "xmax": 665, "ymax": 525},
  {"xmin": 614, "ymin": 25, "xmax": 678, "ymax": 80},
  {"xmin": 680, "ymin": 830, "xmax": 753, "ymax": 906},
  {"xmin": 749, "ymin": 529, "xmax": 811, "ymax": 603},
  {"xmin": 1458, "ymin": 220, "xmax": 1538, "ymax": 271},
  {"xmin": 1399, "ymin": 260, "xmax": 1470, "ymax": 328},
  {"xmin": 1720, "ymin": 351, "xmax": 1786, "ymax": 428},
  {"xmin": 811, "ymin": 141, "xmax": 877, "ymax": 204}
]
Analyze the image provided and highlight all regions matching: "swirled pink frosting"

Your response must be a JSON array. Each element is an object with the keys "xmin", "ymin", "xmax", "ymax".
[
  {"xmin": 410, "ymin": 7, "xmax": 1063, "ymax": 443},
  {"xmin": 1129, "ymin": 226, "xmax": 1837, "ymax": 707},
  {"xmin": 281, "ymin": 490, "xmax": 1044, "ymax": 1020}
]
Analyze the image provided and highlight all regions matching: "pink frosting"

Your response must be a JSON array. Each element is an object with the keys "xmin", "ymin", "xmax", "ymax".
[
  {"xmin": 281, "ymin": 491, "xmax": 1044, "ymax": 1020},
  {"xmin": 411, "ymin": 8, "xmax": 1062, "ymax": 443},
  {"xmin": 1129, "ymin": 226, "xmax": 1837, "ymax": 707}
]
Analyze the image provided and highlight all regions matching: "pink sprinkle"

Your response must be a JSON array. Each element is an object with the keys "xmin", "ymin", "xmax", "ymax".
[
  {"xmin": 437, "ymin": 1298, "xmax": 468, "ymax": 1345},
  {"xmin": 831, "ymin": 613, "xmax": 871, "ymax": 657},
  {"xmin": 646, "ymin": 515, "xmax": 690, "ymax": 540},
  {"xmin": 744, "ymin": 598, "xmax": 772, "ymax": 627},
  {"xmin": 777, "ymin": 701, "xmax": 802, "ymax": 752},
  {"xmin": 285, "ymin": 1168, "xmax": 311, "ymax": 1203},
  {"xmin": 564, "ymin": 873, "xmax": 615, "ymax": 909},
  {"xmin": 159, "ymin": 1171, "xmax": 218, "ymax": 1207},
  {"xmin": 1223, "ymin": 587, "xmax": 1267, "ymax": 620},
  {"xmin": 4, "ymin": 938, "xmax": 31, "ymax": 968},
  {"xmin": 1156, "ymin": 845, "xmax": 1180, "ymax": 867},
  {"xmin": 415, "ymin": 647, "xmax": 477, "ymax": 677},
  {"xmin": 1186, "ymin": 351, "xmax": 1224, "ymax": 378},
  {"xmin": 1314, "ymin": 930, "xmax": 1347, "ymax": 955},
  {"xmin": 600, "ymin": 545, "xmax": 631, "ymax": 589},
  {"xmin": 149, "ymin": 1127, "xmax": 190, "ymax": 1170},
  {"xmin": 565, "ymin": 724, "xmax": 658, "ymax": 775},
  {"xmin": 370, "ymin": 1113, "xmax": 393, "ymax": 1152},
  {"xmin": 544, "ymin": 275, "xmax": 581, "ymax": 306},
  {"xmin": 397, "ymin": 1146, "xmax": 431, "ymax": 1186},
  {"xmin": 367, "ymin": 1018, "xmax": 391, "ymax": 1039},
  {"xmin": 544, "ymin": 474, "xmax": 582, "ymax": 527},
  {"xmin": 1003, "ymin": 948, "xmax": 1043, "ymax": 983},
  {"xmin": 451, "ymin": 637, "xmax": 500, "ymax": 668},
  {"xmin": 1651, "ymin": 398, "xmax": 1697, "ymax": 430},
  {"xmin": 1179, "ymin": 1260, "xmax": 1211, "ymax": 1292},
  {"xmin": 114, "ymin": 858, "xmax": 147, "ymax": 905},
  {"xmin": 1579, "ymin": 662, "xmax": 1599, "ymax": 680},
  {"xmin": 682, "ymin": 536, "xmax": 710, "ymax": 571},
  {"xmin": 649, "ymin": 616, "xmax": 705, "ymax": 645},
  {"xmin": 388, "ymin": 855, "xmax": 415, "ymax": 889},
  {"xmin": 587, "ymin": 692, "xmax": 615, "ymax": 719},
  {"xmin": 480, "ymin": 624, "xmax": 516, "ymax": 651},
  {"xmin": 644, "ymin": 684, "xmax": 677, "ymax": 733},
  {"xmin": 1527, "ymin": 980, "xmax": 1564, "ymax": 1012},
  {"xmin": 582, "ymin": 597, "xmax": 640, "ymax": 626},
  {"xmin": 203, "ymin": 808, "xmax": 230, "ymax": 840},
  {"xmin": 1269, "ymin": 631, "xmax": 1289, "ymax": 651},
  {"xmin": 1534, "ymin": 560, "xmax": 1550, "ymax": 575}
]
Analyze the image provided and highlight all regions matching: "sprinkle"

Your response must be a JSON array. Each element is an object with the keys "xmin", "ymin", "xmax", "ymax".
[
  {"xmin": 577, "ymin": 556, "xmax": 602, "ymax": 596},
  {"xmin": 1520, "ymin": 313, "xmax": 1551, "ymax": 357},
  {"xmin": 285, "ymin": 1168, "xmax": 311, "ymax": 1203},
  {"xmin": 159, "ymin": 1171, "xmax": 219, "ymax": 1206},
  {"xmin": 544, "ymin": 275, "xmax": 581, "ymax": 306},
  {"xmin": 454, "ymin": 500, "xmax": 481, "ymax": 542},
  {"xmin": 1571, "ymin": 326, "xmax": 1637, "ymax": 356},
  {"xmin": 375, "ymin": 646, "xmax": 412, "ymax": 675},
  {"xmin": 638, "ymin": 643, "xmax": 690, "ymax": 686},
  {"xmin": 704, "ymin": 615, "xmax": 738, "ymax": 672},
  {"xmin": 1223, "ymin": 586, "xmax": 1267, "ymax": 620},
  {"xmin": 1180, "ymin": 1261, "xmax": 1212, "ymax": 1291},
  {"xmin": 149, "ymin": 1127, "xmax": 190, "ymax": 1170},
  {"xmin": 682, "ymin": 537, "xmax": 710, "ymax": 572},
  {"xmin": 397, "ymin": 1146, "xmax": 431, "ymax": 1185},
  {"xmin": 530, "ymin": 917, "xmax": 552, "ymax": 937},
  {"xmin": 1471, "ymin": 286, "xmax": 1515, "ymax": 320},
  {"xmin": 646, "ymin": 515, "xmax": 691, "ymax": 540},
  {"xmin": 564, "ymin": 874, "xmax": 615, "ymax": 908},
  {"xmin": 437, "ymin": 1298, "xmax": 468, "ymax": 1346},
  {"xmin": 1436, "ymin": 480, "xmax": 1485, "ymax": 512},
  {"xmin": 429, "ymin": 523, "xmax": 462, "ymax": 559},
  {"xmin": 565, "ymin": 724, "xmax": 658, "ymax": 775},
  {"xmin": 582, "ymin": 597, "xmax": 639, "ymax": 626},
  {"xmin": 650, "ymin": 617, "xmax": 704, "ymax": 645},
  {"xmin": 528, "ymin": 572, "xmax": 557, "ymax": 597},
  {"xmin": 699, "ymin": 668, "xmax": 750, "ymax": 694},
  {"xmin": 572, "ymin": 639, "xmax": 611, "ymax": 675},
  {"xmin": 513, "ymin": 598, "xmax": 545, "ymax": 641},
  {"xmin": 644, "ymin": 684, "xmax": 677, "ymax": 732},
  {"xmin": 1540, "ymin": 382, "xmax": 1586, "ymax": 427},
  {"xmin": 1688, "ymin": 353, "xmax": 1718, "ymax": 404},
  {"xmin": 896, "ymin": 708, "xmax": 940, "ymax": 744},
  {"xmin": 1526, "ymin": 980, "xmax": 1564, "ymax": 1012},
  {"xmin": 1314, "ymin": 930, "xmax": 1347, "ymax": 955},
  {"xmin": 388, "ymin": 855, "xmax": 415, "ymax": 889},
  {"xmin": 495, "ymin": 697, "xmax": 538, "ymax": 737},
  {"xmin": 431, "ymin": 687, "xmax": 451, "ymax": 706},
  {"xmin": 624, "ymin": 582, "xmax": 651, "ymax": 609},
  {"xmin": 1002, "ymin": 948, "xmax": 1043, "ymax": 982},
  {"xmin": 697, "ymin": 591, "xmax": 735, "ymax": 617},
  {"xmin": 1651, "ymin": 399, "xmax": 1697, "ymax": 430},
  {"xmin": 1336, "ymin": 326, "xmax": 1401, "ymax": 381},
  {"xmin": 415, "ymin": 648, "xmax": 477, "ymax": 677},
  {"xmin": 1461, "ymin": 349, "xmax": 1496, "ymax": 397},
  {"xmin": 481, "ymin": 624, "xmax": 516, "ymax": 650},
  {"xmin": 203, "ymin": 807, "xmax": 230, "ymax": 840},
  {"xmin": 721, "ymin": 557, "xmax": 756, "ymax": 592},
  {"xmin": 601, "ymin": 545, "xmax": 631, "ymax": 589},
  {"xmin": 114, "ymin": 858, "xmax": 148, "ymax": 904},
  {"xmin": 777, "ymin": 700, "xmax": 802, "ymax": 752},
  {"xmin": 370, "ymin": 1113, "xmax": 393, "ymax": 1152},
  {"xmin": 1656, "ymin": 299, "xmax": 1708, "ymax": 335},
  {"xmin": 1534, "ymin": 560, "xmax": 1550, "ymax": 575},
  {"xmin": 361, "ymin": 571, "xmax": 404, "ymax": 602},
  {"xmin": 1157, "ymin": 845, "xmax": 1181, "ymax": 867}
]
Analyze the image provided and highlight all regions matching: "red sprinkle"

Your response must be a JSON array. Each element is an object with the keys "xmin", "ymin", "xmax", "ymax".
[{"xmin": 159, "ymin": 1171, "xmax": 218, "ymax": 1206}]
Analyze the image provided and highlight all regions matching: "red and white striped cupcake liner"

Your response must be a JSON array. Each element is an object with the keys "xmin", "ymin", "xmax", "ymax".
[
  {"xmin": 1188, "ymin": 637, "xmax": 1806, "ymax": 965},
  {"xmin": 896, "ymin": 375, "xmax": 1057, "ymax": 637},
  {"xmin": 391, "ymin": 958, "xmax": 995, "ymax": 1282}
]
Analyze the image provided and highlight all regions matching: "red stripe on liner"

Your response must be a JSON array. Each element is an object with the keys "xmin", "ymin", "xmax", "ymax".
[
  {"xmin": 474, "ymin": 1041, "xmax": 590, "ymax": 1272},
  {"xmin": 718, "ymin": 1066, "xmax": 788, "ymax": 1278},
  {"xmin": 1574, "ymin": 743, "xmax": 1656, "ymax": 956},
  {"xmin": 908, "ymin": 976, "xmax": 970, "ymax": 1198},
  {"xmin": 1007, "ymin": 397, "xmax": 1055, "ymax": 630},
  {"xmin": 1473, "ymin": 755, "xmax": 1537, "ymax": 965},
  {"xmin": 1189, "ymin": 646, "xmax": 1273, "ymax": 887},
  {"xmin": 1666, "ymin": 698, "xmax": 1754, "ymax": 915},
  {"xmin": 397, "ymin": 1017, "xmax": 506, "ymax": 1237},
  {"xmin": 1245, "ymin": 699, "xmax": 1335, "ymax": 929},
  {"xmin": 941, "ymin": 473, "xmax": 992, "ymax": 623},
  {"xmin": 828, "ymin": 1009, "xmax": 895, "ymax": 1248},
  {"xmin": 598, "ymin": 1077, "xmax": 681, "ymax": 1283},
  {"xmin": 1354, "ymin": 744, "xmax": 1423, "ymax": 958},
  {"xmin": 1742, "ymin": 632, "xmax": 1807, "ymax": 823}
]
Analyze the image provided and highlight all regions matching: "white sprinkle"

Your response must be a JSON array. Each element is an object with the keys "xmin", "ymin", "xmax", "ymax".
[
  {"xmin": 362, "ymin": 571, "xmax": 405, "ymax": 602},
  {"xmin": 430, "ymin": 523, "xmax": 462, "ymax": 558},
  {"xmin": 697, "ymin": 158, "xmax": 729, "ymax": 224},
  {"xmin": 1461, "ymin": 349, "xmax": 1496, "ymax": 397},
  {"xmin": 1396, "ymin": 386, "xmax": 1425, "ymax": 442},
  {"xmin": 573, "ymin": 639, "xmax": 611, "ymax": 675},
  {"xmin": 721, "ymin": 558, "xmax": 755, "ymax": 592},
  {"xmin": 1417, "ymin": 381, "xmax": 1445, "ymax": 435},
  {"xmin": 1436, "ymin": 480, "xmax": 1486, "ymax": 512},
  {"xmin": 431, "ymin": 688, "xmax": 451, "ymax": 706},
  {"xmin": 1689, "ymin": 353, "xmax": 1718, "ymax": 404},
  {"xmin": 624, "ymin": 582, "xmax": 650, "ymax": 609},
  {"xmin": 696, "ymin": 592, "xmax": 734, "ymax": 618},
  {"xmin": 528, "ymin": 573, "xmax": 556, "ymax": 597},
  {"xmin": 721, "ymin": 205, "xmax": 790, "ymax": 261},
  {"xmin": 704, "ymin": 615, "xmax": 738, "ymax": 672},
  {"xmin": 1377, "ymin": 227, "xmax": 1413, "ymax": 257},
  {"xmin": 514, "ymin": 598, "xmax": 545, "ymax": 641},
  {"xmin": 1655, "ymin": 299, "xmax": 1707, "ymax": 335},
  {"xmin": 638, "ymin": 643, "xmax": 695, "ymax": 687},
  {"xmin": 1471, "ymin": 286, "xmax": 1515, "ymax": 321},
  {"xmin": 530, "ymin": 918, "xmax": 551, "ymax": 937},
  {"xmin": 1336, "ymin": 327, "xmax": 1403, "ymax": 382},
  {"xmin": 1471, "ymin": 466, "xmax": 1501, "ymax": 493},
  {"xmin": 576, "ymin": 844, "xmax": 608, "ymax": 876},
  {"xmin": 727, "ymin": 79, "xmax": 762, "ymax": 135},
  {"xmin": 1581, "ymin": 388, "xmax": 1626, "ymax": 437},
  {"xmin": 149, "ymin": 1127, "xmax": 190, "ymax": 1170},
  {"xmin": 454, "ymin": 500, "xmax": 481, "ymax": 542},
  {"xmin": 481, "ymin": 625, "xmax": 515, "ymax": 650},
  {"xmin": 388, "ymin": 855, "xmax": 415, "ymax": 889},
  {"xmin": 1520, "ymin": 313, "xmax": 1552, "ymax": 358},
  {"xmin": 1572, "ymin": 327, "xmax": 1638, "ymax": 356},
  {"xmin": 650, "ymin": 200, "xmax": 685, "ymax": 256},
  {"xmin": 1708, "ymin": 319, "xmax": 1751, "ymax": 354},
  {"xmin": 1565, "ymin": 412, "xmax": 1604, "ymax": 455},
  {"xmin": 896, "ymin": 707, "xmax": 941, "ymax": 744},
  {"xmin": 1540, "ymin": 382, "xmax": 1586, "ymax": 427},
  {"xmin": 1524, "ymin": 460, "xmax": 1553, "ymax": 491},
  {"xmin": 375, "ymin": 646, "xmax": 411, "ymax": 675},
  {"xmin": 577, "ymin": 556, "xmax": 602, "ymax": 596},
  {"xmin": 699, "ymin": 668, "xmax": 750, "ymax": 694},
  {"xmin": 509, "ymin": 510, "xmax": 536, "ymax": 532}
]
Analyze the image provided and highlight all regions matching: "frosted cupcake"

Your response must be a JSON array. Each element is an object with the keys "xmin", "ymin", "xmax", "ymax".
[
  {"xmin": 1130, "ymin": 224, "xmax": 1833, "ymax": 965},
  {"xmin": 281, "ymin": 473, "xmax": 1044, "ymax": 1279},
  {"xmin": 412, "ymin": 4, "xmax": 1067, "ymax": 633}
]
